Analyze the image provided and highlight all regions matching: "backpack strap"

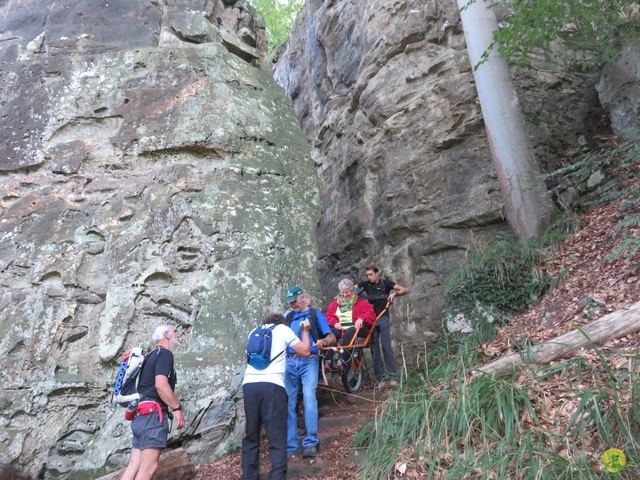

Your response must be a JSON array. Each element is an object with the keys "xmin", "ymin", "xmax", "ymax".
[
  {"xmin": 266, "ymin": 325, "xmax": 285, "ymax": 363},
  {"xmin": 288, "ymin": 309, "xmax": 321, "ymax": 342},
  {"xmin": 137, "ymin": 347, "xmax": 162, "ymax": 401},
  {"xmin": 308, "ymin": 308, "xmax": 320, "ymax": 343}
]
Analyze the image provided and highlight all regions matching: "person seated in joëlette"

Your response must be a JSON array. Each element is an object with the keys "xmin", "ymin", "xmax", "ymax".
[{"xmin": 324, "ymin": 278, "xmax": 376, "ymax": 370}]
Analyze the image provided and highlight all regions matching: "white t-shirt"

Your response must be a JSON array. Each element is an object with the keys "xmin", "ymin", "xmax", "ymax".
[{"xmin": 242, "ymin": 323, "xmax": 300, "ymax": 388}]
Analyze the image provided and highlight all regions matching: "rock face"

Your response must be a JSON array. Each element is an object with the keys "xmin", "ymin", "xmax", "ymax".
[
  {"xmin": 597, "ymin": 42, "xmax": 640, "ymax": 141},
  {"xmin": 0, "ymin": 1, "xmax": 320, "ymax": 477},
  {"xmin": 274, "ymin": 0, "xmax": 604, "ymax": 348}
]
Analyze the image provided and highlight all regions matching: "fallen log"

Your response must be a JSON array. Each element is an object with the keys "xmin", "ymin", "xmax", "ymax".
[
  {"xmin": 473, "ymin": 300, "xmax": 640, "ymax": 378},
  {"xmin": 94, "ymin": 448, "xmax": 195, "ymax": 480}
]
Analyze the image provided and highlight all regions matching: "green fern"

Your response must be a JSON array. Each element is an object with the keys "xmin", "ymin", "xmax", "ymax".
[{"xmin": 610, "ymin": 236, "xmax": 640, "ymax": 263}]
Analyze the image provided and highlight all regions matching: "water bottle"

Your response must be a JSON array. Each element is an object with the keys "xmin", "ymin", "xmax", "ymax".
[{"xmin": 125, "ymin": 400, "xmax": 139, "ymax": 421}]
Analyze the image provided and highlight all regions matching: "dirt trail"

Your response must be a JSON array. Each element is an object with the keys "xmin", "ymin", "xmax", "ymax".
[{"xmin": 195, "ymin": 378, "xmax": 389, "ymax": 480}]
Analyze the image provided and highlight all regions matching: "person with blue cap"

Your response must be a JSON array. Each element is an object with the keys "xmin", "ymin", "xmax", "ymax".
[{"xmin": 283, "ymin": 286, "xmax": 335, "ymax": 459}]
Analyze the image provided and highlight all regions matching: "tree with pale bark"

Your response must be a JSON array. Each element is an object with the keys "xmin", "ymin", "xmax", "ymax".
[
  {"xmin": 456, "ymin": 0, "xmax": 639, "ymax": 239},
  {"xmin": 457, "ymin": 0, "xmax": 553, "ymax": 240}
]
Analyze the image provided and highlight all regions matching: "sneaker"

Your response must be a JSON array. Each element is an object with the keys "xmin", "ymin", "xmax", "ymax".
[
  {"xmin": 302, "ymin": 446, "xmax": 317, "ymax": 458},
  {"xmin": 388, "ymin": 379, "xmax": 399, "ymax": 388},
  {"xmin": 374, "ymin": 381, "xmax": 387, "ymax": 390}
]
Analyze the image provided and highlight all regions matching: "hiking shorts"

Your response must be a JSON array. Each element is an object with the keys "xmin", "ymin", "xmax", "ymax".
[{"xmin": 131, "ymin": 411, "xmax": 169, "ymax": 450}]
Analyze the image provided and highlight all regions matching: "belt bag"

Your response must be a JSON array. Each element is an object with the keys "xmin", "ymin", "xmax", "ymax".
[{"xmin": 137, "ymin": 401, "xmax": 164, "ymax": 423}]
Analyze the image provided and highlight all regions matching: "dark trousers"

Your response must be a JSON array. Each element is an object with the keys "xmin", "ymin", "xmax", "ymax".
[
  {"xmin": 340, "ymin": 326, "xmax": 370, "ymax": 362},
  {"xmin": 372, "ymin": 314, "xmax": 397, "ymax": 380},
  {"xmin": 241, "ymin": 382, "xmax": 288, "ymax": 480}
]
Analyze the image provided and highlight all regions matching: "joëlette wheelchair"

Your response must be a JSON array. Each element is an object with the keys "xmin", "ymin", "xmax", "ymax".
[{"xmin": 319, "ymin": 301, "xmax": 390, "ymax": 393}]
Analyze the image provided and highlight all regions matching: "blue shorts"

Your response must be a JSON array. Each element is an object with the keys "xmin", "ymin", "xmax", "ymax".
[{"xmin": 131, "ymin": 411, "xmax": 169, "ymax": 450}]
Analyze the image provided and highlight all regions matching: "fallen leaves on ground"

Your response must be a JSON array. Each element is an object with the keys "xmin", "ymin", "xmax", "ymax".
[{"xmin": 197, "ymin": 148, "xmax": 640, "ymax": 479}]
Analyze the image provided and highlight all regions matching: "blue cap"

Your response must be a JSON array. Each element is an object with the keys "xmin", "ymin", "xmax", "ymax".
[{"xmin": 285, "ymin": 285, "xmax": 302, "ymax": 303}]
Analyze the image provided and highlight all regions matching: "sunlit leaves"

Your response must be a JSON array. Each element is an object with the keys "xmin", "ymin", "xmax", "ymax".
[
  {"xmin": 482, "ymin": 0, "xmax": 640, "ymax": 68},
  {"xmin": 250, "ymin": 0, "xmax": 304, "ymax": 54}
]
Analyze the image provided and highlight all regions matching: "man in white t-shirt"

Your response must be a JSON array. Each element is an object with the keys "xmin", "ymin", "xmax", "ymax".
[{"xmin": 241, "ymin": 313, "xmax": 311, "ymax": 480}]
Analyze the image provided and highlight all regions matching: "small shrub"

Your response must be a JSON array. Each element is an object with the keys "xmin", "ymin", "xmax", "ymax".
[{"xmin": 443, "ymin": 239, "xmax": 551, "ymax": 342}]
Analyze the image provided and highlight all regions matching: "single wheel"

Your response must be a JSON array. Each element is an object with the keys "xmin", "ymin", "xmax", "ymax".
[{"xmin": 341, "ymin": 350, "xmax": 363, "ymax": 393}]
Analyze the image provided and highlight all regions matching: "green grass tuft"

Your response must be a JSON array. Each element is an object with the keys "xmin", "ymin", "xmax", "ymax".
[{"xmin": 356, "ymin": 344, "xmax": 640, "ymax": 479}]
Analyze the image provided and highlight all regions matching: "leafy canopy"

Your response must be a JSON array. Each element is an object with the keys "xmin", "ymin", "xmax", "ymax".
[
  {"xmin": 250, "ymin": 0, "xmax": 303, "ymax": 54},
  {"xmin": 481, "ymin": 0, "xmax": 640, "ymax": 68}
]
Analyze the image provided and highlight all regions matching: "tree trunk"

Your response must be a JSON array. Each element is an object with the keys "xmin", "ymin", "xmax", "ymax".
[
  {"xmin": 456, "ymin": 0, "xmax": 553, "ymax": 240},
  {"xmin": 474, "ymin": 300, "xmax": 640, "ymax": 377},
  {"xmin": 94, "ymin": 448, "xmax": 196, "ymax": 480}
]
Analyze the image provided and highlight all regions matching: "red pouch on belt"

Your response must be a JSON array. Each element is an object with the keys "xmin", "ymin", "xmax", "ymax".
[{"xmin": 137, "ymin": 401, "xmax": 163, "ymax": 423}]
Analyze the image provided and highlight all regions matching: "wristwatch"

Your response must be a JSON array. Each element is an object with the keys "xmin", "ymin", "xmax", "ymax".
[{"xmin": 174, "ymin": 404, "xmax": 182, "ymax": 411}]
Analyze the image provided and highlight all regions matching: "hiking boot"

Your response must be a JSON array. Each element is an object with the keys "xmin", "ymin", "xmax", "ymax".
[
  {"xmin": 388, "ymin": 379, "xmax": 399, "ymax": 388},
  {"xmin": 302, "ymin": 446, "xmax": 317, "ymax": 458},
  {"xmin": 374, "ymin": 381, "xmax": 387, "ymax": 390}
]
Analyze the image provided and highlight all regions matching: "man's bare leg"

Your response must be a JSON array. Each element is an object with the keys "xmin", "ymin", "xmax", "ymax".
[
  {"xmin": 134, "ymin": 447, "xmax": 162, "ymax": 480},
  {"xmin": 121, "ymin": 448, "xmax": 141, "ymax": 480}
]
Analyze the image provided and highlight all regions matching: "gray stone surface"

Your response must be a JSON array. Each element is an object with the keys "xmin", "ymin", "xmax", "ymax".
[
  {"xmin": 274, "ymin": 0, "xmax": 604, "ymax": 353},
  {"xmin": 0, "ymin": 0, "xmax": 617, "ymax": 476},
  {"xmin": 597, "ymin": 41, "xmax": 640, "ymax": 141},
  {"xmin": 0, "ymin": 1, "xmax": 317, "ymax": 477}
]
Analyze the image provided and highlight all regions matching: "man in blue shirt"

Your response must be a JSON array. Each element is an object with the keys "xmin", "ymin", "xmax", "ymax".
[{"xmin": 284, "ymin": 286, "xmax": 336, "ymax": 458}]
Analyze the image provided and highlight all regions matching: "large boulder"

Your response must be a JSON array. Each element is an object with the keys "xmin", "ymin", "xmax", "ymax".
[
  {"xmin": 597, "ymin": 42, "xmax": 640, "ymax": 141},
  {"xmin": 274, "ymin": 0, "xmax": 604, "ymax": 349},
  {"xmin": 0, "ymin": 1, "xmax": 319, "ymax": 477}
]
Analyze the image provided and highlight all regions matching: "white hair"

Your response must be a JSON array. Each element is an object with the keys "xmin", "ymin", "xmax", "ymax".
[
  {"xmin": 299, "ymin": 292, "xmax": 312, "ymax": 302},
  {"xmin": 338, "ymin": 278, "xmax": 354, "ymax": 290},
  {"xmin": 152, "ymin": 325, "xmax": 172, "ymax": 343}
]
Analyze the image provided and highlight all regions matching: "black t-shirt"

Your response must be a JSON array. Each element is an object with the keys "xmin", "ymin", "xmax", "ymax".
[
  {"xmin": 358, "ymin": 279, "xmax": 396, "ymax": 315},
  {"xmin": 137, "ymin": 347, "xmax": 177, "ymax": 407}
]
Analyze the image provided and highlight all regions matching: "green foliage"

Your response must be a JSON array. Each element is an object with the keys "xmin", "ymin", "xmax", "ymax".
[
  {"xmin": 543, "ymin": 142, "xmax": 639, "ymax": 196},
  {"xmin": 478, "ymin": 0, "xmax": 640, "ymax": 69},
  {"xmin": 443, "ymin": 136, "xmax": 639, "ymax": 344},
  {"xmin": 250, "ymin": 0, "xmax": 303, "ymax": 54},
  {"xmin": 609, "ymin": 225, "xmax": 640, "ymax": 277},
  {"xmin": 540, "ymin": 209, "xmax": 582, "ymax": 245},
  {"xmin": 611, "ymin": 236, "xmax": 640, "ymax": 264},
  {"xmin": 579, "ymin": 298, "xmax": 599, "ymax": 319},
  {"xmin": 542, "ymin": 140, "xmax": 640, "ymax": 271},
  {"xmin": 356, "ymin": 344, "xmax": 640, "ymax": 479},
  {"xmin": 611, "ymin": 204, "xmax": 640, "ymax": 268},
  {"xmin": 443, "ymin": 239, "xmax": 550, "ymax": 340}
]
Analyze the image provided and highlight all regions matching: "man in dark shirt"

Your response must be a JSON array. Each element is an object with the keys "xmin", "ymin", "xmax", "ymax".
[
  {"xmin": 122, "ymin": 325, "xmax": 185, "ymax": 480},
  {"xmin": 358, "ymin": 265, "xmax": 408, "ymax": 389}
]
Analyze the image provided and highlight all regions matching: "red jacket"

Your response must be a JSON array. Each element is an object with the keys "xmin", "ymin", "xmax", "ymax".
[{"xmin": 325, "ymin": 297, "xmax": 376, "ymax": 328}]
